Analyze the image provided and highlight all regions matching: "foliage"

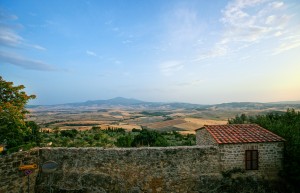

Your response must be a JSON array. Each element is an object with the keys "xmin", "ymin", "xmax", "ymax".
[
  {"xmin": 0, "ymin": 76, "xmax": 37, "ymax": 151},
  {"xmin": 131, "ymin": 129, "xmax": 169, "ymax": 147},
  {"xmin": 132, "ymin": 128, "xmax": 141, "ymax": 132},
  {"xmin": 41, "ymin": 127, "xmax": 195, "ymax": 148},
  {"xmin": 140, "ymin": 111, "xmax": 170, "ymax": 117},
  {"xmin": 104, "ymin": 127, "xmax": 126, "ymax": 133},
  {"xmin": 221, "ymin": 168, "xmax": 245, "ymax": 178},
  {"xmin": 228, "ymin": 109, "xmax": 300, "ymax": 191},
  {"xmin": 60, "ymin": 129, "xmax": 78, "ymax": 138},
  {"xmin": 25, "ymin": 121, "xmax": 42, "ymax": 146},
  {"xmin": 115, "ymin": 134, "xmax": 133, "ymax": 147}
]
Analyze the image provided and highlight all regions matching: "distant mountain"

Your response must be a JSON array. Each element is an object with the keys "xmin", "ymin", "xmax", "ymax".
[
  {"xmin": 267, "ymin": 101, "xmax": 300, "ymax": 105},
  {"xmin": 210, "ymin": 102, "xmax": 300, "ymax": 110},
  {"xmin": 27, "ymin": 97, "xmax": 300, "ymax": 110},
  {"xmin": 65, "ymin": 97, "xmax": 207, "ymax": 109},
  {"xmin": 80, "ymin": 97, "xmax": 145, "ymax": 106}
]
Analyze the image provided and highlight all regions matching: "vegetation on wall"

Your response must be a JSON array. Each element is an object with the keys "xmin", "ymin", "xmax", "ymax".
[{"xmin": 228, "ymin": 109, "xmax": 300, "ymax": 192}]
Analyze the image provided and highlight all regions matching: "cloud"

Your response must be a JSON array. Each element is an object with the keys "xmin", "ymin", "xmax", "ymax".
[
  {"xmin": 204, "ymin": 0, "xmax": 299, "ymax": 57},
  {"xmin": 0, "ymin": 9, "xmax": 18, "ymax": 20},
  {"xmin": 0, "ymin": 24, "xmax": 23, "ymax": 47},
  {"xmin": 193, "ymin": 45, "xmax": 228, "ymax": 61},
  {"xmin": 0, "ymin": 13, "xmax": 45, "ymax": 50},
  {"xmin": 86, "ymin": 50, "xmax": 97, "ymax": 57},
  {"xmin": 122, "ymin": 39, "xmax": 132, "ymax": 44},
  {"xmin": 175, "ymin": 79, "xmax": 204, "ymax": 87},
  {"xmin": 28, "ymin": 44, "xmax": 46, "ymax": 50},
  {"xmin": 273, "ymin": 35, "xmax": 300, "ymax": 55},
  {"xmin": 0, "ymin": 9, "xmax": 53, "ymax": 71},
  {"xmin": 159, "ymin": 60, "xmax": 184, "ymax": 76},
  {"xmin": 270, "ymin": 1, "xmax": 284, "ymax": 9},
  {"xmin": 160, "ymin": 5, "xmax": 205, "ymax": 52},
  {"xmin": 220, "ymin": 0, "xmax": 271, "ymax": 43},
  {"xmin": 0, "ymin": 51, "xmax": 56, "ymax": 71}
]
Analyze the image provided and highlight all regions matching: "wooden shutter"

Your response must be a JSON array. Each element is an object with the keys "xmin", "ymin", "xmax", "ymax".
[{"xmin": 245, "ymin": 150, "xmax": 258, "ymax": 170}]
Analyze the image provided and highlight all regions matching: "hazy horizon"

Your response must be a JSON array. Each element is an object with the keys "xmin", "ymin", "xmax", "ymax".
[
  {"xmin": 27, "ymin": 96, "xmax": 300, "ymax": 106},
  {"xmin": 1, "ymin": 0, "xmax": 300, "ymax": 105}
]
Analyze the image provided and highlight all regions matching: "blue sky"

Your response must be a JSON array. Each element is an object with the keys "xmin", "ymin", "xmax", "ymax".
[{"xmin": 1, "ymin": 0, "xmax": 300, "ymax": 105}]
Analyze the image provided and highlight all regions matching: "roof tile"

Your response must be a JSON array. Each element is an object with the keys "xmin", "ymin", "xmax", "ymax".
[{"xmin": 202, "ymin": 124, "xmax": 285, "ymax": 144}]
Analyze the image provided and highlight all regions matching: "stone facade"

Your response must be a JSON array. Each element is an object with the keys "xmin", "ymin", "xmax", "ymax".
[
  {"xmin": 0, "ymin": 143, "xmax": 283, "ymax": 192},
  {"xmin": 0, "ymin": 149, "xmax": 40, "ymax": 193},
  {"xmin": 196, "ymin": 128, "xmax": 217, "ymax": 146},
  {"xmin": 219, "ymin": 142, "xmax": 284, "ymax": 179},
  {"xmin": 196, "ymin": 127, "xmax": 284, "ymax": 179},
  {"xmin": 36, "ymin": 146, "xmax": 221, "ymax": 193}
]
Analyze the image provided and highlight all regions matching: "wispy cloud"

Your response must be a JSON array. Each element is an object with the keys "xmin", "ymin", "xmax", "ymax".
[
  {"xmin": 28, "ymin": 44, "xmax": 46, "ymax": 50},
  {"xmin": 194, "ymin": 0, "xmax": 300, "ymax": 60},
  {"xmin": 159, "ymin": 60, "xmax": 184, "ymax": 76},
  {"xmin": 122, "ymin": 39, "xmax": 132, "ymax": 44},
  {"xmin": 162, "ymin": 6, "xmax": 204, "ymax": 51},
  {"xmin": 218, "ymin": 0, "xmax": 300, "ymax": 54},
  {"xmin": 273, "ymin": 34, "xmax": 300, "ymax": 54},
  {"xmin": 0, "ymin": 24, "xmax": 23, "ymax": 47},
  {"xmin": 0, "ymin": 9, "xmax": 53, "ymax": 71},
  {"xmin": 174, "ymin": 79, "xmax": 204, "ymax": 87},
  {"xmin": 0, "ymin": 51, "xmax": 56, "ymax": 71},
  {"xmin": 193, "ymin": 45, "xmax": 228, "ymax": 62},
  {"xmin": 0, "ymin": 12, "xmax": 45, "ymax": 50},
  {"xmin": 86, "ymin": 50, "xmax": 97, "ymax": 57}
]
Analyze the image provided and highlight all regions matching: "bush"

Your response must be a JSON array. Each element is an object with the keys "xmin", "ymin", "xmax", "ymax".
[
  {"xmin": 131, "ymin": 129, "xmax": 169, "ymax": 147},
  {"xmin": 60, "ymin": 129, "xmax": 78, "ymax": 138},
  {"xmin": 116, "ymin": 134, "xmax": 133, "ymax": 147}
]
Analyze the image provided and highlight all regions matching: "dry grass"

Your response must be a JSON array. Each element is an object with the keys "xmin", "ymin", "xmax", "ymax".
[
  {"xmin": 144, "ymin": 119, "xmax": 186, "ymax": 129},
  {"xmin": 184, "ymin": 118, "xmax": 227, "ymax": 125}
]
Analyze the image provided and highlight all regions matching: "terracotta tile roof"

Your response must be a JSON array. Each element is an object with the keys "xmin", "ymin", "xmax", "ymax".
[{"xmin": 200, "ymin": 124, "xmax": 285, "ymax": 144}]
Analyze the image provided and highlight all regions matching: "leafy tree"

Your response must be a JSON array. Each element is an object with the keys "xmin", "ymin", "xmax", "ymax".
[
  {"xmin": 60, "ymin": 129, "xmax": 78, "ymax": 138},
  {"xmin": 116, "ymin": 134, "xmax": 133, "ymax": 147},
  {"xmin": 131, "ymin": 129, "xmax": 169, "ymax": 147},
  {"xmin": 25, "ymin": 121, "xmax": 42, "ymax": 146},
  {"xmin": 132, "ymin": 128, "xmax": 141, "ymax": 132},
  {"xmin": 93, "ymin": 134, "xmax": 101, "ymax": 140},
  {"xmin": 0, "ymin": 76, "xmax": 36, "ymax": 150},
  {"xmin": 228, "ymin": 109, "xmax": 300, "ymax": 191}
]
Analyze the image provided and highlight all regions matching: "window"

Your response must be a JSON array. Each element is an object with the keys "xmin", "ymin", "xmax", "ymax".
[{"xmin": 245, "ymin": 150, "xmax": 258, "ymax": 170}]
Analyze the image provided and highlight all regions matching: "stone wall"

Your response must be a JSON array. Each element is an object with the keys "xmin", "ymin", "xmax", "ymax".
[
  {"xmin": 36, "ymin": 146, "xmax": 221, "ymax": 193},
  {"xmin": 219, "ymin": 142, "xmax": 284, "ymax": 179},
  {"xmin": 0, "ymin": 149, "xmax": 40, "ymax": 193},
  {"xmin": 195, "ymin": 128, "xmax": 217, "ymax": 146},
  {"xmin": 1, "ymin": 144, "xmax": 283, "ymax": 193}
]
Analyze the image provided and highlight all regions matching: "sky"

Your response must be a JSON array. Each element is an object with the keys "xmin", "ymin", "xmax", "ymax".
[{"xmin": 1, "ymin": 0, "xmax": 300, "ymax": 105}]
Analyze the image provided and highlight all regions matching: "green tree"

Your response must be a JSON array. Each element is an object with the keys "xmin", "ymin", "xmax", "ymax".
[
  {"xmin": 116, "ymin": 134, "xmax": 133, "ymax": 147},
  {"xmin": 60, "ymin": 129, "xmax": 78, "ymax": 138},
  {"xmin": 25, "ymin": 121, "xmax": 42, "ymax": 146},
  {"xmin": 0, "ymin": 76, "xmax": 36, "ymax": 150},
  {"xmin": 131, "ymin": 129, "xmax": 169, "ymax": 147}
]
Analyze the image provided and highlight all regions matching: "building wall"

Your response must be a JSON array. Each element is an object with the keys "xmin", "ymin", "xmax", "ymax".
[
  {"xmin": 196, "ymin": 129, "xmax": 284, "ymax": 179},
  {"xmin": 0, "ymin": 149, "xmax": 40, "ymax": 193},
  {"xmin": 196, "ymin": 128, "xmax": 217, "ymax": 146},
  {"xmin": 0, "ymin": 144, "xmax": 283, "ymax": 193},
  {"xmin": 36, "ymin": 146, "xmax": 221, "ymax": 193},
  {"xmin": 219, "ymin": 142, "xmax": 284, "ymax": 179}
]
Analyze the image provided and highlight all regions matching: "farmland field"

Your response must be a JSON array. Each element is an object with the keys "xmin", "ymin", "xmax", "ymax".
[{"xmin": 27, "ymin": 104, "xmax": 286, "ymax": 134}]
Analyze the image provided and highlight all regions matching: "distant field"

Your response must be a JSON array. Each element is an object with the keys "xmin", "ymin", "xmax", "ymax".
[
  {"xmin": 30, "ymin": 105, "xmax": 291, "ymax": 135},
  {"xmin": 184, "ymin": 118, "xmax": 227, "ymax": 125},
  {"xmin": 143, "ymin": 119, "xmax": 186, "ymax": 129}
]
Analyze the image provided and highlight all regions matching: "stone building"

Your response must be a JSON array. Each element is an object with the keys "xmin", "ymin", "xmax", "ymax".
[{"xmin": 196, "ymin": 124, "xmax": 285, "ymax": 179}]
